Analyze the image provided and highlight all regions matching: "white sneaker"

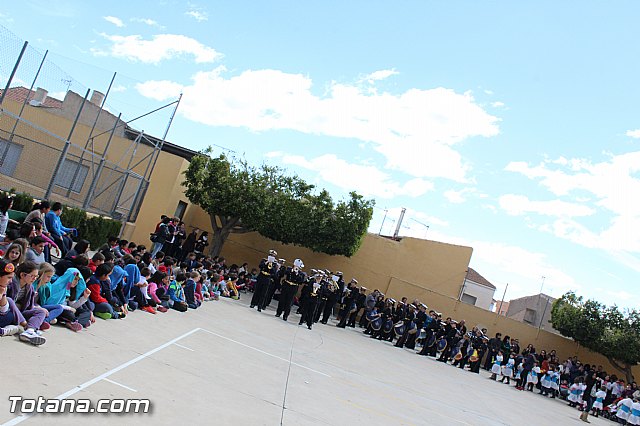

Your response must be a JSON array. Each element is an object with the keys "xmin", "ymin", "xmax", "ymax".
[
  {"xmin": 19, "ymin": 329, "xmax": 46, "ymax": 346},
  {"xmin": 0, "ymin": 324, "xmax": 24, "ymax": 336}
]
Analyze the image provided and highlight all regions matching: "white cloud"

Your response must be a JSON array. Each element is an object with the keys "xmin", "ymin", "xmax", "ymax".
[
  {"xmin": 111, "ymin": 84, "xmax": 127, "ymax": 93},
  {"xmin": 626, "ymin": 129, "xmax": 640, "ymax": 139},
  {"xmin": 269, "ymin": 152, "xmax": 433, "ymax": 199},
  {"xmin": 506, "ymin": 152, "xmax": 640, "ymax": 253},
  {"xmin": 131, "ymin": 17, "xmax": 163, "ymax": 28},
  {"xmin": 104, "ymin": 16, "xmax": 125, "ymax": 28},
  {"xmin": 499, "ymin": 194, "xmax": 595, "ymax": 218},
  {"xmin": 138, "ymin": 67, "xmax": 499, "ymax": 182},
  {"xmin": 491, "ymin": 101, "xmax": 505, "ymax": 108},
  {"xmin": 444, "ymin": 187, "xmax": 481, "ymax": 204},
  {"xmin": 92, "ymin": 33, "xmax": 221, "ymax": 64},
  {"xmin": 135, "ymin": 80, "xmax": 183, "ymax": 100},
  {"xmin": 484, "ymin": 89, "xmax": 494, "ymax": 95},
  {"xmin": 362, "ymin": 69, "xmax": 398, "ymax": 83},
  {"xmin": 185, "ymin": 9, "xmax": 208, "ymax": 22}
]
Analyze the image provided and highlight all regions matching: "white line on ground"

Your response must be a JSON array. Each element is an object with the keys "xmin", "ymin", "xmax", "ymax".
[
  {"xmin": 173, "ymin": 343, "xmax": 195, "ymax": 352},
  {"xmin": 103, "ymin": 378, "xmax": 138, "ymax": 393},
  {"xmin": 1, "ymin": 327, "xmax": 202, "ymax": 426},
  {"xmin": 199, "ymin": 328, "xmax": 331, "ymax": 378}
]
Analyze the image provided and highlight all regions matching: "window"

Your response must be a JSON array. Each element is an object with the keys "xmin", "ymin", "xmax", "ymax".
[
  {"xmin": 524, "ymin": 308, "xmax": 536, "ymax": 324},
  {"xmin": 175, "ymin": 200, "xmax": 188, "ymax": 220},
  {"xmin": 55, "ymin": 158, "xmax": 88, "ymax": 193},
  {"xmin": 461, "ymin": 293, "xmax": 477, "ymax": 306},
  {"xmin": 0, "ymin": 139, "xmax": 23, "ymax": 177}
]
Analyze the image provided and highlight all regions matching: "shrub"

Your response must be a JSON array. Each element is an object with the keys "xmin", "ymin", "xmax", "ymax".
[
  {"xmin": 60, "ymin": 206, "xmax": 122, "ymax": 248},
  {"xmin": 12, "ymin": 192, "xmax": 34, "ymax": 212}
]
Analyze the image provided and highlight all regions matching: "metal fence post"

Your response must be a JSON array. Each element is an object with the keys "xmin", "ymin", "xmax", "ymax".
[
  {"xmin": 66, "ymin": 72, "xmax": 117, "ymax": 198},
  {"xmin": 44, "ymin": 88, "xmax": 90, "ymax": 199},
  {"xmin": 0, "ymin": 41, "xmax": 27, "ymax": 108},
  {"xmin": 1, "ymin": 50, "xmax": 48, "ymax": 168},
  {"xmin": 82, "ymin": 112, "xmax": 121, "ymax": 210}
]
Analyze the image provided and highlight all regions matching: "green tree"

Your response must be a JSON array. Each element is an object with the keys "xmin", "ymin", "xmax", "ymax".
[
  {"xmin": 551, "ymin": 291, "xmax": 640, "ymax": 383},
  {"xmin": 182, "ymin": 150, "xmax": 374, "ymax": 257}
]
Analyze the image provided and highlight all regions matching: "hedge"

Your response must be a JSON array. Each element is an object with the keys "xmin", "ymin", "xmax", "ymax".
[
  {"xmin": 0, "ymin": 189, "xmax": 34, "ymax": 212},
  {"xmin": 60, "ymin": 206, "xmax": 122, "ymax": 248},
  {"xmin": 0, "ymin": 189, "xmax": 122, "ymax": 248}
]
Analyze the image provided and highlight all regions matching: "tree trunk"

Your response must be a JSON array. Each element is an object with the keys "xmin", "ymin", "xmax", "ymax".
[
  {"xmin": 609, "ymin": 357, "xmax": 635, "ymax": 384},
  {"xmin": 208, "ymin": 215, "xmax": 240, "ymax": 257}
]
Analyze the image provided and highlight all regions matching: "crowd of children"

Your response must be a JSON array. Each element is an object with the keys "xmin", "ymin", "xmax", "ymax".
[{"xmin": 0, "ymin": 215, "xmax": 249, "ymax": 346}]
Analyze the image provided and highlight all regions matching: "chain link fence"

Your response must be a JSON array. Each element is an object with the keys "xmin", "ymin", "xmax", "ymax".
[{"xmin": 0, "ymin": 25, "xmax": 177, "ymax": 224}]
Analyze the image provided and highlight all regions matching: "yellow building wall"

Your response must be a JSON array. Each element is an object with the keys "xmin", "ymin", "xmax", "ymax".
[{"xmin": 219, "ymin": 232, "xmax": 472, "ymax": 300}]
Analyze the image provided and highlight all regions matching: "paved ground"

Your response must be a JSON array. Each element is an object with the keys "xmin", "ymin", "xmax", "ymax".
[{"xmin": 1, "ymin": 294, "xmax": 612, "ymax": 426}]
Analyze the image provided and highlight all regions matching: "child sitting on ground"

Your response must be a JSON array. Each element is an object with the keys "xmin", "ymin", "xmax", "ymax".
[{"xmin": 13, "ymin": 261, "xmax": 48, "ymax": 345}]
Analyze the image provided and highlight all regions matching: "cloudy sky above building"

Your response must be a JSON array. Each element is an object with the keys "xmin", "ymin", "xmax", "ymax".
[{"xmin": 2, "ymin": 1, "xmax": 640, "ymax": 306}]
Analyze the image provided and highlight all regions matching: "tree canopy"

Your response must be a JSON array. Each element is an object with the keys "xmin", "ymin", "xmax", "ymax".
[
  {"xmin": 551, "ymin": 291, "xmax": 640, "ymax": 383},
  {"xmin": 182, "ymin": 150, "xmax": 374, "ymax": 257}
]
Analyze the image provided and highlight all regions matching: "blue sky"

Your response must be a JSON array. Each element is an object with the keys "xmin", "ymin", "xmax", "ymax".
[{"xmin": 2, "ymin": 1, "xmax": 640, "ymax": 307}]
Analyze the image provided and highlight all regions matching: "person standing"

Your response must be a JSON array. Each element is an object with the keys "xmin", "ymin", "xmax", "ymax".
[
  {"xmin": 484, "ymin": 333, "xmax": 503, "ymax": 371},
  {"xmin": 349, "ymin": 287, "xmax": 367, "ymax": 328},
  {"xmin": 298, "ymin": 273, "xmax": 321, "ymax": 330},
  {"xmin": 336, "ymin": 282, "xmax": 359, "ymax": 328},
  {"xmin": 320, "ymin": 274, "xmax": 340, "ymax": 324},
  {"xmin": 276, "ymin": 258, "xmax": 305, "ymax": 321},
  {"xmin": 250, "ymin": 250, "xmax": 277, "ymax": 312},
  {"xmin": 181, "ymin": 229, "xmax": 198, "ymax": 261},
  {"xmin": 150, "ymin": 217, "xmax": 170, "ymax": 258}
]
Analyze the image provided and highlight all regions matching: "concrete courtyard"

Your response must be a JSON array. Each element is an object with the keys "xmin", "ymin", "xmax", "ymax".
[{"xmin": 1, "ymin": 295, "xmax": 611, "ymax": 426}]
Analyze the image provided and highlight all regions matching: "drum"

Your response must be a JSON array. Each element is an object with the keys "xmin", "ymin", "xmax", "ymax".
[
  {"xmin": 383, "ymin": 319, "xmax": 394, "ymax": 334},
  {"xmin": 436, "ymin": 338, "xmax": 448, "ymax": 352},
  {"xmin": 418, "ymin": 328, "xmax": 427, "ymax": 340},
  {"xmin": 426, "ymin": 334, "xmax": 437, "ymax": 348},
  {"xmin": 394, "ymin": 321, "xmax": 405, "ymax": 337},
  {"xmin": 469, "ymin": 349, "xmax": 479, "ymax": 363},
  {"xmin": 408, "ymin": 321, "xmax": 417, "ymax": 335},
  {"xmin": 371, "ymin": 317, "xmax": 382, "ymax": 331},
  {"xmin": 454, "ymin": 352, "xmax": 463, "ymax": 361}
]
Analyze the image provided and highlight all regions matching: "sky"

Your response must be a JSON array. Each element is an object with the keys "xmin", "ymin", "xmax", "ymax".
[{"xmin": 1, "ymin": 1, "xmax": 640, "ymax": 308}]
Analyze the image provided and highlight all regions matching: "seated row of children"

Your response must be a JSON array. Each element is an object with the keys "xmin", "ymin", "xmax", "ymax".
[{"xmin": 0, "ymin": 235, "xmax": 251, "ymax": 346}]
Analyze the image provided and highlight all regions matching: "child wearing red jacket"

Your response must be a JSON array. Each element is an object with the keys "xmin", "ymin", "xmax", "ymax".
[{"xmin": 86, "ymin": 263, "xmax": 121, "ymax": 320}]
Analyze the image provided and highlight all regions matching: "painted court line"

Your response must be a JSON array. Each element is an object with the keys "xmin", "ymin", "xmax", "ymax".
[
  {"xmin": 173, "ymin": 343, "xmax": 195, "ymax": 352},
  {"xmin": 103, "ymin": 378, "xmax": 137, "ymax": 393},
  {"xmin": 200, "ymin": 328, "xmax": 331, "ymax": 378},
  {"xmin": 1, "ymin": 327, "xmax": 202, "ymax": 426}
]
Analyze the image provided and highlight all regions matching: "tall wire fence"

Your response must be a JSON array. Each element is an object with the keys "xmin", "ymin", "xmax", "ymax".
[{"xmin": 0, "ymin": 25, "xmax": 178, "ymax": 223}]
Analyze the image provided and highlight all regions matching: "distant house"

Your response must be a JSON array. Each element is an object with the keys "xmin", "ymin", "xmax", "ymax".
[
  {"xmin": 493, "ymin": 300, "xmax": 510, "ymax": 316},
  {"xmin": 460, "ymin": 267, "xmax": 496, "ymax": 310},
  {"xmin": 506, "ymin": 293, "xmax": 557, "ymax": 332}
]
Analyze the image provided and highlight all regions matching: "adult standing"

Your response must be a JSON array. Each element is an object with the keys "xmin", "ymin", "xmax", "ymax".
[
  {"xmin": 150, "ymin": 217, "xmax": 170, "ymax": 258},
  {"xmin": 484, "ymin": 332, "xmax": 503, "ymax": 370},
  {"xmin": 298, "ymin": 273, "xmax": 321, "ymax": 330},
  {"xmin": 195, "ymin": 231, "xmax": 209, "ymax": 254},
  {"xmin": 172, "ymin": 221, "xmax": 186, "ymax": 259},
  {"xmin": 276, "ymin": 258, "xmax": 305, "ymax": 321},
  {"xmin": 250, "ymin": 250, "xmax": 277, "ymax": 312},
  {"xmin": 181, "ymin": 229, "xmax": 198, "ymax": 261}
]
